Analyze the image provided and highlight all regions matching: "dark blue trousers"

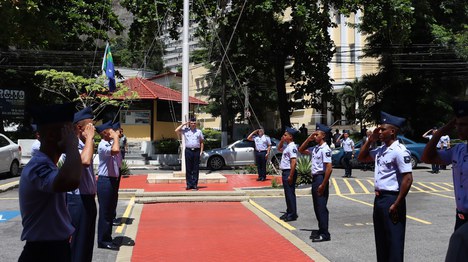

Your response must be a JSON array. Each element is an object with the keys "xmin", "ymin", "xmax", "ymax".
[
  {"xmin": 312, "ymin": 174, "xmax": 330, "ymax": 238},
  {"xmin": 97, "ymin": 177, "xmax": 119, "ymax": 245},
  {"xmin": 282, "ymin": 169, "xmax": 298, "ymax": 218},
  {"xmin": 343, "ymin": 152, "xmax": 353, "ymax": 177},
  {"xmin": 67, "ymin": 194, "xmax": 97, "ymax": 262},
  {"xmin": 255, "ymin": 151, "xmax": 267, "ymax": 179},
  {"xmin": 185, "ymin": 148, "xmax": 200, "ymax": 188},
  {"xmin": 373, "ymin": 193, "xmax": 406, "ymax": 262},
  {"xmin": 19, "ymin": 240, "xmax": 71, "ymax": 262}
]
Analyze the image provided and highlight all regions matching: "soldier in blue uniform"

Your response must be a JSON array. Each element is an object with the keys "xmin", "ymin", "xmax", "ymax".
[
  {"xmin": 247, "ymin": 128, "xmax": 272, "ymax": 181},
  {"xmin": 358, "ymin": 111, "xmax": 413, "ymax": 262},
  {"xmin": 278, "ymin": 127, "xmax": 299, "ymax": 222},
  {"xmin": 336, "ymin": 130, "xmax": 355, "ymax": 177},
  {"xmin": 421, "ymin": 101, "xmax": 468, "ymax": 261},
  {"xmin": 19, "ymin": 103, "xmax": 81, "ymax": 262},
  {"xmin": 175, "ymin": 117, "xmax": 204, "ymax": 190},
  {"xmin": 112, "ymin": 122, "xmax": 124, "ymax": 226},
  {"xmin": 96, "ymin": 120, "xmax": 120, "ymax": 250},
  {"xmin": 299, "ymin": 123, "xmax": 333, "ymax": 242},
  {"xmin": 66, "ymin": 107, "xmax": 97, "ymax": 262}
]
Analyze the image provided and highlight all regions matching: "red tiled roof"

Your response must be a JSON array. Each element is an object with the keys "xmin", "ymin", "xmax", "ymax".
[
  {"xmin": 147, "ymin": 71, "xmax": 182, "ymax": 81},
  {"xmin": 122, "ymin": 78, "xmax": 207, "ymax": 105}
]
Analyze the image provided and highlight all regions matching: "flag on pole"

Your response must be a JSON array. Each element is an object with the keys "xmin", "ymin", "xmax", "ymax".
[{"xmin": 102, "ymin": 42, "xmax": 116, "ymax": 92}]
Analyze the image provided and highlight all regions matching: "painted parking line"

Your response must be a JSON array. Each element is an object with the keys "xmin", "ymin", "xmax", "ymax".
[
  {"xmin": 331, "ymin": 178, "xmax": 341, "ymax": 195},
  {"xmin": 410, "ymin": 184, "xmax": 426, "ymax": 192},
  {"xmin": 443, "ymin": 183, "xmax": 454, "ymax": 188},
  {"xmin": 115, "ymin": 196, "xmax": 135, "ymax": 234},
  {"xmin": 0, "ymin": 181, "xmax": 19, "ymax": 188},
  {"xmin": 343, "ymin": 179, "xmax": 356, "ymax": 194},
  {"xmin": 366, "ymin": 179, "xmax": 374, "ymax": 187},
  {"xmin": 355, "ymin": 179, "xmax": 371, "ymax": 194},
  {"xmin": 430, "ymin": 182, "xmax": 451, "ymax": 191},
  {"xmin": 417, "ymin": 182, "xmax": 437, "ymax": 192},
  {"xmin": 248, "ymin": 199, "xmax": 296, "ymax": 231}
]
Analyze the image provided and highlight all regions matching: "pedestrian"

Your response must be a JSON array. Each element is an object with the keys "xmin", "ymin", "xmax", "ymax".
[
  {"xmin": 298, "ymin": 123, "xmax": 333, "ymax": 242},
  {"xmin": 119, "ymin": 127, "xmax": 128, "ymax": 159},
  {"xmin": 175, "ymin": 117, "xmax": 204, "ymax": 190},
  {"xmin": 112, "ymin": 122, "xmax": 124, "ymax": 226},
  {"xmin": 358, "ymin": 111, "xmax": 413, "ymax": 262},
  {"xmin": 333, "ymin": 129, "xmax": 341, "ymax": 148},
  {"xmin": 30, "ymin": 124, "xmax": 41, "ymax": 157},
  {"xmin": 96, "ymin": 120, "xmax": 120, "ymax": 251},
  {"xmin": 67, "ymin": 107, "xmax": 97, "ymax": 262},
  {"xmin": 421, "ymin": 101, "xmax": 468, "ymax": 261},
  {"xmin": 299, "ymin": 123, "xmax": 308, "ymax": 136},
  {"xmin": 439, "ymin": 133, "xmax": 450, "ymax": 170},
  {"xmin": 247, "ymin": 128, "xmax": 272, "ymax": 181},
  {"xmin": 422, "ymin": 127, "xmax": 441, "ymax": 173},
  {"xmin": 278, "ymin": 127, "xmax": 299, "ymax": 222},
  {"xmin": 361, "ymin": 130, "xmax": 375, "ymax": 171},
  {"xmin": 336, "ymin": 130, "xmax": 355, "ymax": 177},
  {"xmin": 18, "ymin": 103, "xmax": 81, "ymax": 262}
]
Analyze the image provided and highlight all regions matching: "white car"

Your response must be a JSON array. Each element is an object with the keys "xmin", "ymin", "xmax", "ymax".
[{"xmin": 0, "ymin": 133, "xmax": 22, "ymax": 176}]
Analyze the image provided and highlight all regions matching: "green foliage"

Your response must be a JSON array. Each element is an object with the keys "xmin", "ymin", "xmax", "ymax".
[
  {"xmin": 296, "ymin": 156, "xmax": 312, "ymax": 185},
  {"xmin": 120, "ymin": 160, "xmax": 131, "ymax": 177},
  {"xmin": 154, "ymin": 138, "xmax": 179, "ymax": 154},
  {"xmin": 270, "ymin": 176, "xmax": 280, "ymax": 188},
  {"xmin": 202, "ymin": 128, "xmax": 221, "ymax": 150}
]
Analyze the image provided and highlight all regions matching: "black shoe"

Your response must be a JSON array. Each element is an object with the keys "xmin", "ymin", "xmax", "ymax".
[
  {"xmin": 260, "ymin": 178, "xmax": 266, "ymax": 181},
  {"xmin": 309, "ymin": 230, "xmax": 320, "ymax": 239},
  {"xmin": 342, "ymin": 175, "xmax": 348, "ymax": 178},
  {"xmin": 283, "ymin": 215, "xmax": 298, "ymax": 222},
  {"xmin": 191, "ymin": 187, "xmax": 198, "ymax": 191},
  {"xmin": 279, "ymin": 214, "xmax": 288, "ymax": 220},
  {"xmin": 311, "ymin": 234, "xmax": 330, "ymax": 242},
  {"xmin": 256, "ymin": 178, "xmax": 262, "ymax": 181},
  {"xmin": 186, "ymin": 187, "xmax": 191, "ymax": 190},
  {"xmin": 98, "ymin": 243, "xmax": 120, "ymax": 250}
]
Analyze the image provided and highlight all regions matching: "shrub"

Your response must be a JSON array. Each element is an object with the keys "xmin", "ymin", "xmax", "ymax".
[
  {"xmin": 154, "ymin": 138, "xmax": 179, "ymax": 154},
  {"xmin": 296, "ymin": 155, "xmax": 312, "ymax": 185}
]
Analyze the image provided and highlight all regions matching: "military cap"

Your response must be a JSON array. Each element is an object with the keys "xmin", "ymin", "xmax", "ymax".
[
  {"xmin": 95, "ymin": 120, "xmax": 113, "ymax": 134},
  {"xmin": 381, "ymin": 111, "xmax": 406, "ymax": 128},
  {"xmin": 73, "ymin": 107, "xmax": 94, "ymax": 124},
  {"xmin": 453, "ymin": 101, "xmax": 468, "ymax": 117},
  {"xmin": 285, "ymin": 126, "xmax": 299, "ymax": 136},
  {"xmin": 189, "ymin": 117, "xmax": 197, "ymax": 122},
  {"xmin": 31, "ymin": 103, "xmax": 75, "ymax": 126},
  {"xmin": 316, "ymin": 123, "xmax": 331, "ymax": 133},
  {"xmin": 112, "ymin": 122, "xmax": 121, "ymax": 130}
]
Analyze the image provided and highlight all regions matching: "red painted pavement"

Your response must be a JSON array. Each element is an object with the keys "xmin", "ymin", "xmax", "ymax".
[
  {"xmin": 119, "ymin": 174, "xmax": 282, "ymax": 192},
  {"xmin": 131, "ymin": 202, "xmax": 313, "ymax": 262}
]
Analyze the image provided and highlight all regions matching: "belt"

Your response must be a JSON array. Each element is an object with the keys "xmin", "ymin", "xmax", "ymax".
[
  {"xmin": 457, "ymin": 210, "xmax": 468, "ymax": 220},
  {"xmin": 256, "ymin": 150, "xmax": 267, "ymax": 152},
  {"xmin": 375, "ymin": 190, "xmax": 399, "ymax": 196},
  {"xmin": 312, "ymin": 173, "xmax": 324, "ymax": 176},
  {"xmin": 186, "ymin": 147, "xmax": 200, "ymax": 151}
]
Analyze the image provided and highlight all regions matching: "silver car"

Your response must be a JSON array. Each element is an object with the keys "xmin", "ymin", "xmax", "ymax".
[
  {"xmin": 0, "ymin": 133, "xmax": 22, "ymax": 176},
  {"xmin": 200, "ymin": 138, "xmax": 282, "ymax": 170}
]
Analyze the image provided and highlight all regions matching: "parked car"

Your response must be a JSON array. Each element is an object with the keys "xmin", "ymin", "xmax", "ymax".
[
  {"xmin": 200, "ymin": 138, "xmax": 283, "ymax": 170},
  {"xmin": 0, "ymin": 133, "xmax": 22, "ymax": 176},
  {"xmin": 331, "ymin": 135, "xmax": 426, "ymax": 169}
]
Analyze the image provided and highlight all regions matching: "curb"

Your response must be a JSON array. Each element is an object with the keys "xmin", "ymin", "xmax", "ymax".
[{"xmin": 0, "ymin": 180, "xmax": 20, "ymax": 193}]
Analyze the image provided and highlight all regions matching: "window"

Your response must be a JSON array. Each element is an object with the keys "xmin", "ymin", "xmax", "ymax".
[
  {"xmin": 233, "ymin": 140, "xmax": 254, "ymax": 148},
  {"xmin": 0, "ymin": 136, "xmax": 9, "ymax": 147},
  {"xmin": 350, "ymin": 44, "xmax": 356, "ymax": 64},
  {"xmin": 335, "ymin": 47, "xmax": 342, "ymax": 66}
]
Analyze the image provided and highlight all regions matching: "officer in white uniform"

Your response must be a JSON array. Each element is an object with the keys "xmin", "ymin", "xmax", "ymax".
[
  {"xmin": 66, "ymin": 107, "xmax": 97, "ymax": 262},
  {"xmin": 30, "ymin": 124, "xmax": 41, "ymax": 157},
  {"xmin": 358, "ymin": 111, "xmax": 413, "ymax": 262},
  {"xmin": 19, "ymin": 103, "xmax": 81, "ymax": 262},
  {"xmin": 337, "ymin": 130, "xmax": 355, "ymax": 177},
  {"xmin": 278, "ymin": 127, "xmax": 299, "ymax": 222},
  {"xmin": 422, "ymin": 101, "xmax": 468, "ymax": 261},
  {"xmin": 299, "ymin": 123, "xmax": 333, "ymax": 242},
  {"xmin": 422, "ymin": 127, "xmax": 441, "ymax": 173},
  {"xmin": 247, "ymin": 128, "xmax": 272, "ymax": 181},
  {"xmin": 96, "ymin": 120, "xmax": 120, "ymax": 251},
  {"xmin": 175, "ymin": 117, "xmax": 204, "ymax": 190}
]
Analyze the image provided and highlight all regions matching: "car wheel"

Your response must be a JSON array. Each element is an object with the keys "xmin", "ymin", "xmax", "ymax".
[
  {"xmin": 9, "ymin": 160, "xmax": 20, "ymax": 177},
  {"xmin": 208, "ymin": 156, "xmax": 224, "ymax": 170},
  {"xmin": 411, "ymin": 155, "xmax": 418, "ymax": 169}
]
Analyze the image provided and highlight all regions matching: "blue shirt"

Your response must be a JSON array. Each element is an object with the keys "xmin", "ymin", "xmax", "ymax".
[
  {"xmin": 439, "ymin": 143, "xmax": 468, "ymax": 213},
  {"xmin": 68, "ymin": 139, "xmax": 96, "ymax": 195},
  {"xmin": 340, "ymin": 138, "xmax": 354, "ymax": 152},
  {"xmin": 370, "ymin": 141, "xmax": 412, "ymax": 191},
  {"xmin": 182, "ymin": 128, "xmax": 204, "ymax": 149},
  {"xmin": 19, "ymin": 151, "xmax": 74, "ymax": 241},
  {"xmin": 98, "ymin": 140, "xmax": 119, "ymax": 178},
  {"xmin": 253, "ymin": 135, "xmax": 271, "ymax": 151},
  {"xmin": 280, "ymin": 142, "xmax": 297, "ymax": 170},
  {"xmin": 309, "ymin": 143, "xmax": 332, "ymax": 175}
]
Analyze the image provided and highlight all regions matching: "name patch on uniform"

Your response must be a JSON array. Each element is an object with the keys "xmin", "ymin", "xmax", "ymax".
[
  {"xmin": 326, "ymin": 152, "xmax": 331, "ymax": 157},
  {"xmin": 293, "ymin": 149, "xmax": 297, "ymax": 153},
  {"xmin": 404, "ymin": 156, "xmax": 411, "ymax": 163}
]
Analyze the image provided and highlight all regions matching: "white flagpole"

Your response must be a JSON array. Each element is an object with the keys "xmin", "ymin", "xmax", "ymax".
[
  {"xmin": 101, "ymin": 42, "xmax": 109, "ymax": 74},
  {"xmin": 180, "ymin": 0, "xmax": 190, "ymax": 174}
]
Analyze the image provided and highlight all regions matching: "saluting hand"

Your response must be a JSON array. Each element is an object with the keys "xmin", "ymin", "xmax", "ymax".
[{"xmin": 82, "ymin": 123, "xmax": 95, "ymax": 141}]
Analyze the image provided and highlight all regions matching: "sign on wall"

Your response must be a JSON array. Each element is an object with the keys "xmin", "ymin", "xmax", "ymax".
[
  {"xmin": 120, "ymin": 110, "xmax": 151, "ymax": 125},
  {"xmin": 0, "ymin": 88, "xmax": 25, "ymax": 121}
]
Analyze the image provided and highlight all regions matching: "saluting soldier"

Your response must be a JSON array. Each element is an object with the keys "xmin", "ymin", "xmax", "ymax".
[
  {"xmin": 299, "ymin": 123, "xmax": 333, "ymax": 242},
  {"xmin": 358, "ymin": 111, "xmax": 413, "ymax": 262},
  {"xmin": 19, "ymin": 103, "xmax": 81, "ymax": 262},
  {"xmin": 247, "ymin": 128, "xmax": 272, "ymax": 181},
  {"xmin": 421, "ymin": 101, "xmax": 468, "ymax": 261},
  {"xmin": 175, "ymin": 117, "xmax": 204, "ymax": 190},
  {"xmin": 278, "ymin": 127, "xmax": 299, "ymax": 222},
  {"xmin": 96, "ymin": 120, "xmax": 120, "ymax": 251},
  {"xmin": 336, "ymin": 130, "xmax": 355, "ymax": 177},
  {"xmin": 67, "ymin": 107, "xmax": 97, "ymax": 262}
]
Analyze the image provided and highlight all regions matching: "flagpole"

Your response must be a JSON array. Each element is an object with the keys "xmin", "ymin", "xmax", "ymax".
[{"xmin": 180, "ymin": 0, "xmax": 190, "ymax": 175}]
